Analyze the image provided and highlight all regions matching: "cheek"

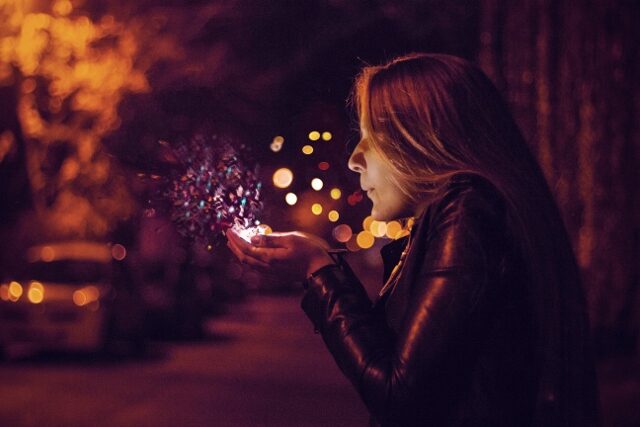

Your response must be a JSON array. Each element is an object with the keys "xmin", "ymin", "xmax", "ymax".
[{"xmin": 372, "ymin": 182, "xmax": 412, "ymax": 221}]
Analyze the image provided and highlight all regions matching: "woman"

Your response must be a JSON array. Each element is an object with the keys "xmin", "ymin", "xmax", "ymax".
[{"xmin": 227, "ymin": 53, "xmax": 599, "ymax": 426}]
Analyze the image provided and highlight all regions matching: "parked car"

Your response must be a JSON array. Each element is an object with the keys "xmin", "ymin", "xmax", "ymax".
[{"xmin": 0, "ymin": 240, "xmax": 144, "ymax": 358}]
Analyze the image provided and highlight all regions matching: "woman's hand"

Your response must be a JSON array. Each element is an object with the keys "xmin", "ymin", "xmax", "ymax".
[{"xmin": 226, "ymin": 229, "xmax": 335, "ymax": 281}]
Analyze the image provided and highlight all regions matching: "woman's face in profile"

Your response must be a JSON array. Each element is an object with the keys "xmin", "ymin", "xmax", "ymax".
[{"xmin": 348, "ymin": 131, "xmax": 414, "ymax": 221}]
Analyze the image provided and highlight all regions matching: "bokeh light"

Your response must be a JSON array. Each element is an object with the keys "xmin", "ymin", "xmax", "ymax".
[
  {"xmin": 322, "ymin": 131, "xmax": 332, "ymax": 141},
  {"xmin": 332, "ymin": 224, "xmax": 352, "ymax": 242},
  {"xmin": 346, "ymin": 235, "xmax": 361, "ymax": 252},
  {"xmin": 273, "ymin": 167, "xmax": 293, "ymax": 188},
  {"xmin": 53, "ymin": 0, "xmax": 73, "ymax": 16},
  {"xmin": 285, "ymin": 192, "xmax": 298, "ymax": 205},
  {"xmin": 302, "ymin": 144, "xmax": 314, "ymax": 155},
  {"xmin": 27, "ymin": 281, "xmax": 44, "ymax": 304},
  {"xmin": 0, "ymin": 284, "xmax": 9, "ymax": 301},
  {"xmin": 385, "ymin": 220, "xmax": 403, "ymax": 239},
  {"xmin": 370, "ymin": 220, "xmax": 387, "ymax": 237},
  {"xmin": 111, "ymin": 243, "xmax": 127, "ymax": 260},
  {"xmin": 308, "ymin": 131, "xmax": 320, "ymax": 141},
  {"xmin": 330, "ymin": 188, "xmax": 342, "ymax": 200},
  {"xmin": 41, "ymin": 246, "xmax": 55, "ymax": 262},
  {"xmin": 8, "ymin": 281, "xmax": 23, "ymax": 301},
  {"xmin": 356, "ymin": 230, "xmax": 375, "ymax": 249},
  {"xmin": 328, "ymin": 210, "xmax": 339, "ymax": 222},
  {"xmin": 270, "ymin": 135, "xmax": 284, "ymax": 152},
  {"xmin": 311, "ymin": 178, "xmax": 324, "ymax": 191},
  {"xmin": 362, "ymin": 215, "xmax": 374, "ymax": 232},
  {"xmin": 318, "ymin": 161, "xmax": 330, "ymax": 170},
  {"xmin": 311, "ymin": 203, "xmax": 323, "ymax": 215},
  {"xmin": 73, "ymin": 286, "xmax": 100, "ymax": 307}
]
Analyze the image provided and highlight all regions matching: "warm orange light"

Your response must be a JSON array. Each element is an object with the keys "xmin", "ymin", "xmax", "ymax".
[
  {"xmin": 111, "ymin": 243, "xmax": 126, "ymax": 260},
  {"xmin": 8, "ymin": 281, "xmax": 23, "ymax": 301},
  {"xmin": 302, "ymin": 145, "xmax": 314, "ymax": 155},
  {"xmin": 311, "ymin": 178, "xmax": 324, "ymax": 191},
  {"xmin": 332, "ymin": 224, "xmax": 353, "ymax": 243},
  {"xmin": 0, "ymin": 284, "xmax": 9, "ymax": 301},
  {"xmin": 362, "ymin": 215, "xmax": 374, "ymax": 232},
  {"xmin": 370, "ymin": 220, "xmax": 387, "ymax": 237},
  {"xmin": 330, "ymin": 188, "xmax": 342, "ymax": 200},
  {"xmin": 27, "ymin": 282, "xmax": 44, "ymax": 304},
  {"xmin": 328, "ymin": 210, "xmax": 339, "ymax": 222},
  {"xmin": 53, "ymin": 0, "xmax": 73, "ymax": 16},
  {"xmin": 356, "ymin": 231, "xmax": 375, "ymax": 249},
  {"xmin": 395, "ymin": 229, "xmax": 411, "ymax": 239},
  {"xmin": 73, "ymin": 290, "xmax": 87, "ymax": 306},
  {"xmin": 308, "ymin": 131, "xmax": 320, "ymax": 141},
  {"xmin": 273, "ymin": 168, "xmax": 294, "ymax": 188},
  {"xmin": 311, "ymin": 203, "xmax": 323, "ymax": 215},
  {"xmin": 41, "ymin": 245, "xmax": 55, "ymax": 262},
  {"xmin": 270, "ymin": 136, "xmax": 284, "ymax": 152},
  {"xmin": 73, "ymin": 286, "xmax": 100, "ymax": 307},
  {"xmin": 257, "ymin": 224, "xmax": 272, "ymax": 235},
  {"xmin": 21, "ymin": 78, "xmax": 36, "ymax": 94},
  {"xmin": 386, "ymin": 221, "xmax": 403, "ymax": 239},
  {"xmin": 321, "ymin": 131, "xmax": 332, "ymax": 141},
  {"xmin": 285, "ymin": 192, "xmax": 298, "ymax": 205}
]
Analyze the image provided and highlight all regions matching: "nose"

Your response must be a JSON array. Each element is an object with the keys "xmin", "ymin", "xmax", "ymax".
[{"xmin": 348, "ymin": 140, "xmax": 365, "ymax": 173}]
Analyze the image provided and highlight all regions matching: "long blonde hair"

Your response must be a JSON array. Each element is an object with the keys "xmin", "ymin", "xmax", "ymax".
[{"xmin": 351, "ymin": 53, "xmax": 598, "ymax": 425}]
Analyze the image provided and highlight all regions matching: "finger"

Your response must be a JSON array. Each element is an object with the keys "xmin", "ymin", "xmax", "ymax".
[
  {"xmin": 227, "ymin": 240, "xmax": 270, "ymax": 269},
  {"xmin": 228, "ymin": 232, "xmax": 279, "ymax": 265},
  {"xmin": 250, "ymin": 234, "xmax": 288, "ymax": 248}
]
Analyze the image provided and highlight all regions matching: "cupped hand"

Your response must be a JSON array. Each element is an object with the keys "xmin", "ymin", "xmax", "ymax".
[{"xmin": 226, "ymin": 229, "xmax": 335, "ymax": 281}]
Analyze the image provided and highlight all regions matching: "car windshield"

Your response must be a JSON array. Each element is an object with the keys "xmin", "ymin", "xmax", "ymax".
[{"xmin": 28, "ymin": 260, "xmax": 111, "ymax": 284}]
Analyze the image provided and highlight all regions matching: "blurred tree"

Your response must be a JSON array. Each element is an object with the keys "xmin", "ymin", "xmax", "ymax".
[
  {"xmin": 0, "ymin": 1, "xmax": 155, "ymax": 241},
  {"xmin": 478, "ymin": 0, "xmax": 640, "ymax": 355}
]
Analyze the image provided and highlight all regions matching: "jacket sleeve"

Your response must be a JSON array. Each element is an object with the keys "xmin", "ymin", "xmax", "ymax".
[{"xmin": 300, "ymin": 188, "xmax": 505, "ymax": 425}]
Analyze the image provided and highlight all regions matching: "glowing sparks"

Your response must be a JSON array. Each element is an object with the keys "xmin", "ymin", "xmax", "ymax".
[
  {"xmin": 328, "ymin": 210, "xmax": 339, "ymax": 222},
  {"xmin": 157, "ymin": 136, "xmax": 263, "ymax": 247},
  {"xmin": 308, "ymin": 131, "xmax": 320, "ymax": 141},
  {"xmin": 321, "ymin": 131, "xmax": 332, "ymax": 141},
  {"xmin": 311, "ymin": 203, "xmax": 323, "ymax": 215},
  {"xmin": 273, "ymin": 167, "xmax": 294, "ymax": 188},
  {"xmin": 330, "ymin": 188, "xmax": 342, "ymax": 200},
  {"xmin": 302, "ymin": 145, "xmax": 314, "ymax": 155}
]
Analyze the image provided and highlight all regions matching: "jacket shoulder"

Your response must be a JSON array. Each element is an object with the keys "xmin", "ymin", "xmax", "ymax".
[{"xmin": 423, "ymin": 173, "xmax": 508, "ymax": 237}]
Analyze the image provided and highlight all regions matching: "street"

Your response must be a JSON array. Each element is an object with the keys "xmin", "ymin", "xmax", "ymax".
[{"xmin": 0, "ymin": 294, "xmax": 369, "ymax": 427}]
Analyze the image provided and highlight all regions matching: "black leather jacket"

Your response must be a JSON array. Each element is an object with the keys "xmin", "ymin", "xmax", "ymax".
[{"xmin": 301, "ymin": 175, "xmax": 597, "ymax": 426}]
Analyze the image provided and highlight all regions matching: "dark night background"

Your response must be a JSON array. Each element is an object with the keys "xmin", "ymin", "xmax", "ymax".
[{"xmin": 0, "ymin": 0, "xmax": 639, "ymax": 426}]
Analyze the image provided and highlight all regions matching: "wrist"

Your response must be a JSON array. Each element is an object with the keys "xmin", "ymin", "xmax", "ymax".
[{"xmin": 306, "ymin": 252, "xmax": 335, "ymax": 278}]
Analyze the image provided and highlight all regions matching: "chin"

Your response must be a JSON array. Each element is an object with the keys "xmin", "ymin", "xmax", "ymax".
[{"xmin": 370, "ymin": 207, "xmax": 393, "ymax": 222}]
